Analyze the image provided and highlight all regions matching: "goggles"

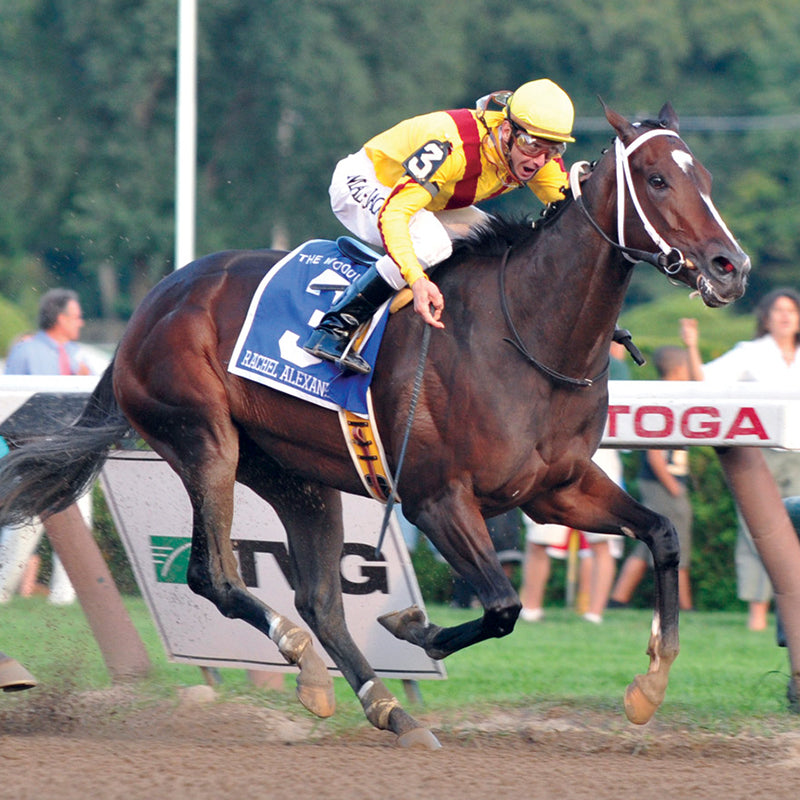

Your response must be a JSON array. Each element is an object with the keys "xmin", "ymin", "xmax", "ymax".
[{"xmin": 511, "ymin": 124, "xmax": 567, "ymax": 160}]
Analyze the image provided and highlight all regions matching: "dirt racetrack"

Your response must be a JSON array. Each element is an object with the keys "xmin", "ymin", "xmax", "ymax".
[{"xmin": 2, "ymin": 685, "xmax": 800, "ymax": 800}]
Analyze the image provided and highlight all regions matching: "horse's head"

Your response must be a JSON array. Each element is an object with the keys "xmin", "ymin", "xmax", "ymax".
[{"xmin": 601, "ymin": 102, "xmax": 750, "ymax": 308}]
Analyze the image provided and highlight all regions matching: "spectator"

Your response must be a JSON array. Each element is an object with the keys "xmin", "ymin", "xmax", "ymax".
[
  {"xmin": 0, "ymin": 288, "xmax": 93, "ymax": 605},
  {"xmin": 608, "ymin": 345, "xmax": 695, "ymax": 612},
  {"xmin": 518, "ymin": 520, "xmax": 574, "ymax": 622},
  {"xmin": 681, "ymin": 287, "xmax": 800, "ymax": 630},
  {"xmin": 519, "ymin": 452, "xmax": 625, "ymax": 624}
]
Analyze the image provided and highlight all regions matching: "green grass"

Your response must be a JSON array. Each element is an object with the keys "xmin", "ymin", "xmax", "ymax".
[
  {"xmin": 412, "ymin": 606, "xmax": 794, "ymax": 734},
  {"xmin": 1, "ymin": 598, "xmax": 795, "ymax": 736}
]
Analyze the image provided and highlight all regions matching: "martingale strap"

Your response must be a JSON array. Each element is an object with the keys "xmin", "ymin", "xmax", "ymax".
[{"xmin": 338, "ymin": 390, "xmax": 396, "ymax": 503}]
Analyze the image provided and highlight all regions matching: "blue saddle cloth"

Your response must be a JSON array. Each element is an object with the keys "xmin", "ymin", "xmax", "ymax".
[{"xmin": 228, "ymin": 238, "xmax": 390, "ymax": 416}]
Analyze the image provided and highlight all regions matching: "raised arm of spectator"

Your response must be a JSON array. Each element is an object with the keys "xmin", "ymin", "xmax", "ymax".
[{"xmin": 679, "ymin": 318, "xmax": 705, "ymax": 381}]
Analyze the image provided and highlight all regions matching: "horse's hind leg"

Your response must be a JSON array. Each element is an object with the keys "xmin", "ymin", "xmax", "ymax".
[
  {"xmin": 129, "ymin": 414, "xmax": 334, "ymax": 716},
  {"xmin": 181, "ymin": 464, "xmax": 334, "ymax": 717},
  {"xmin": 260, "ymin": 476, "xmax": 440, "ymax": 749},
  {"xmin": 114, "ymin": 308, "xmax": 334, "ymax": 714}
]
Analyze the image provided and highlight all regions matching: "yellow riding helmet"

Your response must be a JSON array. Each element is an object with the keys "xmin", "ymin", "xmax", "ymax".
[{"xmin": 506, "ymin": 79, "xmax": 575, "ymax": 144}]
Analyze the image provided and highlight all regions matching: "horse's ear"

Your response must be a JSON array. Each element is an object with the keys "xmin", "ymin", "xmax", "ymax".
[
  {"xmin": 599, "ymin": 97, "xmax": 637, "ymax": 144},
  {"xmin": 658, "ymin": 102, "xmax": 679, "ymax": 133}
]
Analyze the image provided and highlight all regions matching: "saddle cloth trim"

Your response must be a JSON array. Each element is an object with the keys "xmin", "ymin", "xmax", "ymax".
[{"xmin": 338, "ymin": 388, "xmax": 396, "ymax": 503}]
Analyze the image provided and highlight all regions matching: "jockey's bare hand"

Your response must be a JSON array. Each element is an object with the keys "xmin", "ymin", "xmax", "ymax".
[{"xmin": 411, "ymin": 276, "xmax": 445, "ymax": 329}]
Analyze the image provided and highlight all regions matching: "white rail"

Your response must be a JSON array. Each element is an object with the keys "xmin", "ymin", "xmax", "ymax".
[{"xmin": 1, "ymin": 376, "xmax": 797, "ymax": 450}]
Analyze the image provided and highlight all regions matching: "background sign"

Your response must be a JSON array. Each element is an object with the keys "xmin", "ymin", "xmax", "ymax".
[
  {"xmin": 100, "ymin": 450, "xmax": 445, "ymax": 680},
  {"xmin": 605, "ymin": 380, "xmax": 800, "ymax": 449}
]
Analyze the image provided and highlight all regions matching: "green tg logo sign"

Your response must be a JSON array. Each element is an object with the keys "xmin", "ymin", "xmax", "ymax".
[
  {"xmin": 150, "ymin": 536, "xmax": 191, "ymax": 583},
  {"xmin": 149, "ymin": 536, "xmax": 390, "ymax": 594}
]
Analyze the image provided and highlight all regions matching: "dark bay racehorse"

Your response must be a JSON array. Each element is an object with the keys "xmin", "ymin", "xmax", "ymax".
[{"xmin": 0, "ymin": 104, "xmax": 749, "ymax": 748}]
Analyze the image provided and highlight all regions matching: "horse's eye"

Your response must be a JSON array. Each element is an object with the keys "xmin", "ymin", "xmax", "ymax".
[{"xmin": 648, "ymin": 174, "xmax": 667, "ymax": 189}]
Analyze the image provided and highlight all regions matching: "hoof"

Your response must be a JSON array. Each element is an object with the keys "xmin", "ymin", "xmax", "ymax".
[
  {"xmin": 294, "ymin": 638, "xmax": 335, "ymax": 718},
  {"xmin": 378, "ymin": 606, "xmax": 426, "ymax": 640},
  {"xmin": 397, "ymin": 727, "xmax": 442, "ymax": 750},
  {"xmin": 0, "ymin": 657, "xmax": 37, "ymax": 692},
  {"xmin": 296, "ymin": 679, "xmax": 336, "ymax": 718},
  {"xmin": 624, "ymin": 679, "xmax": 659, "ymax": 725}
]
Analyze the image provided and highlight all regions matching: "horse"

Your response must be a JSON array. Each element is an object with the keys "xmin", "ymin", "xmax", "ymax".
[{"xmin": 0, "ymin": 103, "xmax": 749, "ymax": 748}]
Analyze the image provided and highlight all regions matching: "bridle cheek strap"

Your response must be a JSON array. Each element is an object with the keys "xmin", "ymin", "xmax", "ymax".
[
  {"xmin": 615, "ymin": 130, "xmax": 684, "ymax": 272},
  {"xmin": 570, "ymin": 129, "xmax": 687, "ymax": 274}
]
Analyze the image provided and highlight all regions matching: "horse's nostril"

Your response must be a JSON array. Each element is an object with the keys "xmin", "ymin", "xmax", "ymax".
[{"xmin": 713, "ymin": 256, "xmax": 735, "ymax": 275}]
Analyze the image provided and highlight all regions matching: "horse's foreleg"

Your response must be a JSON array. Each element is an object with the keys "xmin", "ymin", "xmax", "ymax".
[
  {"xmin": 522, "ymin": 471, "xmax": 681, "ymax": 725},
  {"xmin": 624, "ymin": 543, "xmax": 680, "ymax": 724},
  {"xmin": 607, "ymin": 496, "xmax": 681, "ymax": 725},
  {"xmin": 380, "ymin": 493, "xmax": 520, "ymax": 659},
  {"xmin": 378, "ymin": 604, "xmax": 517, "ymax": 659}
]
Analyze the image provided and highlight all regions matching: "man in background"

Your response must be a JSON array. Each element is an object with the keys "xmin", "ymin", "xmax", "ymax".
[
  {"xmin": 5, "ymin": 288, "xmax": 91, "ymax": 377},
  {"xmin": 0, "ymin": 289, "xmax": 92, "ymax": 604}
]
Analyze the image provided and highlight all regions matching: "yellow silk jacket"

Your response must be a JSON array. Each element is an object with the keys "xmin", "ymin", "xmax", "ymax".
[{"xmin": 363, "ymin": 109, "xmax": 568, "ymax": 285}]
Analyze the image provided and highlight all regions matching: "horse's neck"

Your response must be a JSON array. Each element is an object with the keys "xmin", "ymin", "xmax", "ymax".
[{"xmin": 514, "ymin": 160, "xmax": 631, "ymax": 374}]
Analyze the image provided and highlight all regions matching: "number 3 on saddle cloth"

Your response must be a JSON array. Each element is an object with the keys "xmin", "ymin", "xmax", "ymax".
[{"xmin": 228, "ymin": 237, "xmax": 397, "ymax": 502}]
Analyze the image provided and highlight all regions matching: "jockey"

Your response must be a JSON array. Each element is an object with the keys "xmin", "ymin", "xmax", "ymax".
[{"xmin": 303, "ymin": 78, "xmax": 575, "ymax": 374}]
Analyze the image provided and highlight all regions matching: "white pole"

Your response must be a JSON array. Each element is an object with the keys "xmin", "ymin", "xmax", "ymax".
[{"xmin": 174, "ymin": 0, "xmax": 197, "ymax": 270}]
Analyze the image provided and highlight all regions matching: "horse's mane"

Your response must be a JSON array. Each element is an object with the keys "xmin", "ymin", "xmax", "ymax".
[{"xmin": 449, "ymin": 198, "xmax": 572, "ymax": 262}]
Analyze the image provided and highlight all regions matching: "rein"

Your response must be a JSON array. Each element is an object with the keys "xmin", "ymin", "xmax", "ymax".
[
  {"xmin": 499, "ymin": 247, "xmax": 609, "ymax": 388},
  {"xmin": 374, "ymin": 321, "xmax": 431, "ymax": 558}
]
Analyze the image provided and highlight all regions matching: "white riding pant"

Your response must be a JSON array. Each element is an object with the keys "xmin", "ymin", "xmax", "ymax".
[{"xmin": 329, "ymin": 149, "xmax": 490, "ymax": 289}]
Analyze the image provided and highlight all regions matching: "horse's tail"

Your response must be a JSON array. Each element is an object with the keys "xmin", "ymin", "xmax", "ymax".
[{"xmin": 0, "ymin": 358, "xmax": 133, "ymax": 527}]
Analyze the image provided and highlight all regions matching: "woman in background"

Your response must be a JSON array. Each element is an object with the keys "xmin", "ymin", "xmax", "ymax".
[{"xmin": 681, "ymin": 287, "xmax": 800, "ymax": 630}]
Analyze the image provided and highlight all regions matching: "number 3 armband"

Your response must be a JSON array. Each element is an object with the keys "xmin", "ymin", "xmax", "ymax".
[{"xmin": 402, "ymin": 140, "xmax": 452, "ymax": 197}]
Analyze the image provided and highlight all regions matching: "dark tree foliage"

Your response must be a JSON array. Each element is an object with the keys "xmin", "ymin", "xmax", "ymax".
[{"xmin": 3, "ymin": 0, "xmax": 800, "ymax": 317}]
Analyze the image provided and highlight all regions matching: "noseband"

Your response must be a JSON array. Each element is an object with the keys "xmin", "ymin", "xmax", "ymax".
[{"xmin": 571, "ymin": 128, "xmax": 687, "ymax": 275}]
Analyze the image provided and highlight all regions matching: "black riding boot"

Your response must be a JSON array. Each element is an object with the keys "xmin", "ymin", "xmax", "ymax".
[{"xmin": 302, "ymin": 265, "xmax": 395, "ymax": 374}]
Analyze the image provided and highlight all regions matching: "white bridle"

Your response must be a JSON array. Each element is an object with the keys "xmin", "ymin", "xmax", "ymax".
[{"xmin": 570, "ymin": 128, "xmax": 685, "ymax": 273}]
